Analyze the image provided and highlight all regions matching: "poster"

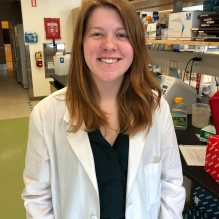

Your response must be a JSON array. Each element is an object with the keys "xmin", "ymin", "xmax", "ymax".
[{"xmin": 44, "ymin": 18, "xmax": 61, "ymax": 39}]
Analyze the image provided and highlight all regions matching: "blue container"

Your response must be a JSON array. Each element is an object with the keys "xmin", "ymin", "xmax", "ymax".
[
  {"xmin": 193, "ymin": 184, "xmax": 219, "ymax": 219},
  {"xmin": 183, "ymin": 207, "xmax": 211, "ymax": 219}
]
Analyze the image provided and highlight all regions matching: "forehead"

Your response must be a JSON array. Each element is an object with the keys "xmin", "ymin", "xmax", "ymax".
[{"xmin": 86, "ymin": 6, "xmax": 124, "ymax": 27}]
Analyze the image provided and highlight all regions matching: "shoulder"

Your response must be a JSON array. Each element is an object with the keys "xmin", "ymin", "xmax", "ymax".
[
  {"xmin": 152, "ymin": 90, "xmax": 170, "ymax": 113},
  {"xmin": 152, "ymin": 91, "xmax": 171, "ymax": 127},
  {"xmin": 32, "ymin": 87, "xmax": 67, "ymax": 119}
]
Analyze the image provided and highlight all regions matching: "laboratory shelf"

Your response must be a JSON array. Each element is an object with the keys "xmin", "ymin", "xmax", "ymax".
[{"xmin": 146, "ymin": 39, "xmax": 219, "ymax": 47}]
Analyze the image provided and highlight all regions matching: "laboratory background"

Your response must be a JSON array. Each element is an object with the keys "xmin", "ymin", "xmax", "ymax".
[{"xmin": 0, "ymin": 0, "xmax": 219, "ymax": 218}]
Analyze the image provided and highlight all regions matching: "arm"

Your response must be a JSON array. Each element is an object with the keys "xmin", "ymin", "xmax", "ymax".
[
  {"xmin": 159, "ymin": 100, "xmax": 186, "ymax": 219},
  {"xmin": 21, "ymin": 108, "xmax": 54, "ymax": 219}
]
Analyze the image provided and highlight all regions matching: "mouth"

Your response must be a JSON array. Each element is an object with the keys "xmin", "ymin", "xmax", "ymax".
[{"xmin": 98, "ymin": 58, "xmax": 121, "ymax": 64}]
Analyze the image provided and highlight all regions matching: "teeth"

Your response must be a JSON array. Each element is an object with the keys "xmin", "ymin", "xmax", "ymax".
[{"xmin": 100, "ymin": 58, "xmax": 119, "ymax": 64}]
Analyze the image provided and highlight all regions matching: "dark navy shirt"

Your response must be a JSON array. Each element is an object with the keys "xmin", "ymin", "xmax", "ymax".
[{"xmin": 88, "ymin": 129, "xmax": 129, "ymax": 219}]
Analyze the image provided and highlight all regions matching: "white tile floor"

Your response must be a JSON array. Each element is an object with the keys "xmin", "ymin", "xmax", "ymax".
[{"xmin": 0, "ymin": 70, "xmax": 39, "ymax": 120}]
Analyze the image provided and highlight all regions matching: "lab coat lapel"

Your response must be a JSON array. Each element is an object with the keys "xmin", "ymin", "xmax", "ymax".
[
  {"xmin": 127, "ymin": 130, "xmax": 150, "ymax": 201},
  {"xmin": 67, "ymin": 130, "xmax": 99, "ymax": 196},
  {"xmin": 64, "ymin": 109, "xmax": 99, "ymax": 197}
]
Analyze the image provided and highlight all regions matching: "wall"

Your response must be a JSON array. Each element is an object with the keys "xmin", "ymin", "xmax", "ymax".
[
  {"xmin": 0, "ymin": 2, "xmax": 22, "ymax": 22},
  {"xmin": 20, "ymin": 0, "xmax": 81, "ymax": 97}
]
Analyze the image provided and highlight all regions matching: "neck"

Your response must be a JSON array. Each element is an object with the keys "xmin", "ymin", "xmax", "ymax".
[
  {"xmin": 96, "ymin": 83, "xmax": 120, "ymax": 116},
  {"xmin": 96, "ymin": 81, "xmax": 122, "ymax": 103}
]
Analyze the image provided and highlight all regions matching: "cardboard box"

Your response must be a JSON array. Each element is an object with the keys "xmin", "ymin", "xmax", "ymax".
[
  {"xmin": 204, "ymin": 135, "xmax": 219, "ymax": 184},
  {"xmin": 200, "ymin": 125, "xmax": 216, "ymax": 141},
  {"xmin": 168, "ymin": 11, "xmax": 204, "ymax": 40}
]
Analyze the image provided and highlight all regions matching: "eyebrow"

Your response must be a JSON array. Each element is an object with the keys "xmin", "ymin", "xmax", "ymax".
[{"xmin": 88, "ymin": 27, "xmax": 126, "ymax": 31}]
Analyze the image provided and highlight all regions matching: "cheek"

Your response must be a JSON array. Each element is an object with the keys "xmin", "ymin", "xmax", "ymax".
[
  {"xmin": 83, "ymin": 41, "xmax": 98, "ymax": 55},
  {"xmin": 126, "ymin": 46, "xmax": 134, "ymax": 63},
  {"xmin": 83, "ymin": 44, "xmax": 95, "ymax": 66}
]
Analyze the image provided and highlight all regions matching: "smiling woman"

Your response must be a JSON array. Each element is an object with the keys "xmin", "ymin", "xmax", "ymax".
[
  {"xmin": 83, "ymin": 6, "xmax": 134, "ymax": 86},
  {"xmin": 22, "ymin": 0, "xmax": 186, "ymax": 218},
  {"xmin": 67, "ymin": 0, "xmax": 162, "ymax": 137}
]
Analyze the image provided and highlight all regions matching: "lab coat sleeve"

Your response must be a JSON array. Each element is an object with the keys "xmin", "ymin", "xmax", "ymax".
[
  {"xmin": 21, "ymin": 107, "xmax": 54, "ymax": 219},
  {"xmin": 159, "ymin": 100, "xmax": 186, "ymax": 219}
]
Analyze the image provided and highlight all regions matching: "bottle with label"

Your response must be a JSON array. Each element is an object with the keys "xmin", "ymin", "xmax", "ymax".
[
  {"xmin": 151, "ymin": 11, "xmax": 159, "ymax": 23},
  {"xmin": 154, "ymin": 16, "xmax": 162, "ymax": 40},
  {"xmin": 171, "ymin": 97, "xmax": 188, "ymax": 130},
  {"xmin": 145, "ymin": 16, "xmax": 152, "ymax": 29},
  {"xmin": 147, "ymin": 13, "xmax": 158, "ymax": 40},
  {"xmin": 145, "ymin": 16, "xmax": 152, "ymax": 38},
  {"xmin": 141, "ymin": 13, "xmax": 147, "ymax": 31},
  {"xmin": 160, "ymin": 14, "xmax": 168, "ymax": 28}
]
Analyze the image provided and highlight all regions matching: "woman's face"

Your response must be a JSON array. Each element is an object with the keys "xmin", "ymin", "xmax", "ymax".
[{"xmin": 83, "ymin": 6, "xmax": 134, "ymax": 86}]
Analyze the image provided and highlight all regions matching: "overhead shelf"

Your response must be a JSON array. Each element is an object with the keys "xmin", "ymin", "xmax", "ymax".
[
  {"xmin": 130, "ymin": 0, "xmax": 205, "ymax": 11},
  {"xmin": 146, "ymin": 39, "xmax": 219, "ymax": 46}
]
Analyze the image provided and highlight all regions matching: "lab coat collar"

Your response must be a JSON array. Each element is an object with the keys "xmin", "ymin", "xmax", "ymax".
[{"xmin": 64, "ymin": 105, "xmax": 77, "ymax": 126}]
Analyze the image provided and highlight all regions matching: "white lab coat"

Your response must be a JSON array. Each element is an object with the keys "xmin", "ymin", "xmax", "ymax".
[{"xmin": 22, "ymin": 87, "xmax": 185, "ymax": 219}]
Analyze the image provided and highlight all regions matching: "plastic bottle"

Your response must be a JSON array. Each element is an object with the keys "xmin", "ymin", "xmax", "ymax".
[
  {"xmin": 160, "ymin": 14, "xmax": 168, "ymax": 28},
  {"xmin": 141, "ymin": 13, "xmax": 147, "ymax": 31},
  {"xmin": 171, "ymin": 97, "xmax": 188, "ymax": 130},
  {"xmin": 154, "ymin": 16, "xmax": 162, "ymax": 40},
  {"xmin": 145, "ymin": 16, "xmax": 152, "ymax": 28},
  {"xmin": 145, "ymin": 16, "xmax": 152, "ymax": 38},
  {"xmin": 147, "ymin": 13, "xmax": 158, "ymax": 40},
  {"xmin": 152, "ymin": 11, "xmax": 159, "ymax": 23}
]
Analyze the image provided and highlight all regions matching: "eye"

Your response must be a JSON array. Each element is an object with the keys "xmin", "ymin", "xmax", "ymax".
[
  {"xmin": 117, "ymin": 33, "xmax": 128, "ymax": 39},
  {"xmin": 90, "ymin": 32, "xmax": 103, "ymax": 37}
]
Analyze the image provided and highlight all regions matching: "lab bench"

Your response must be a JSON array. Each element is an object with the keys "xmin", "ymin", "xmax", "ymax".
[
  {"xmin": 49, "ymin": 74, "xmax": 219, "ymax": 200},
  {"xmin": 50, "ymin": 74, "xmax": 68, "ymax": 92},
  {"xmin": 177, "ymin": 116, "xmax": 219, "ymax": 200}
]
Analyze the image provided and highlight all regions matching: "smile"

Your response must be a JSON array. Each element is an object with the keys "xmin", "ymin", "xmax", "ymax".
[{"xmin": 99, "ymin": 58, "xmax": 120, "ymax": 64}]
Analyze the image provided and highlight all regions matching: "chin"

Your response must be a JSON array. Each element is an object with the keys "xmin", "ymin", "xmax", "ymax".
[{"xmin": 100, "ymin": 73, "xmax": 124, "ymax": 81}]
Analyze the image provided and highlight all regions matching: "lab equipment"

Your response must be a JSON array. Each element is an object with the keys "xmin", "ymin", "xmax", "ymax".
[
  {"xmin": 157, "ymin": 75, "xmax": 197, "ymax": 114},
  {"xmin": 192, "ymin": 103, "xmax": 210, "ymax": 128},
  {"xmin": 43, "ymin": 43, "xmax": 65, "ymax": 78}
]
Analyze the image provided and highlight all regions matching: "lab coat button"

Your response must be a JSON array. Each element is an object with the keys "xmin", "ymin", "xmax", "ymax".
[{"xmin": 91, "ymin": 215, "xmax": 97, "ymax": 219}]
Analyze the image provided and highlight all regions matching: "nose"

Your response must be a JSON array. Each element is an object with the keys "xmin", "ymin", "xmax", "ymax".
[{"xmin": 101, "ymin": 36, "xmax": 117, "ymax": 51}]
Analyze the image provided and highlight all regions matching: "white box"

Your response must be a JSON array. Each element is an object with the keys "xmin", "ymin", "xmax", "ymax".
[
  {"xmin": 53, "ymin": 54, "xmax": 70, "ymax": 76},
  {"xmin": 168, "ymin": 11, "xmax": 204, "ymax": 40}
]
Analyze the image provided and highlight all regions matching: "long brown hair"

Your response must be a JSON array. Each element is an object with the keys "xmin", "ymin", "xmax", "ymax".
[{"xmin": 66, "ymin": 0, "xmax": 161, "ymax": 135}]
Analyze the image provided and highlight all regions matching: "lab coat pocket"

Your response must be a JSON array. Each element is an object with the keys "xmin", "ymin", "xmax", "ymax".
[{"xmin": 144, "ymin": 156, "xmax": 162, "ymax": 210}]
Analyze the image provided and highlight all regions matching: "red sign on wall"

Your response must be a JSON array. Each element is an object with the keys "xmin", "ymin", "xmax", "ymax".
[
  {"xmin": 44, "ymin": 18, "xmax": 61, "ymax": 39},
  {"xmin": 31, "ymin": 0, "xmax": 36, "ymax": 7}
]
